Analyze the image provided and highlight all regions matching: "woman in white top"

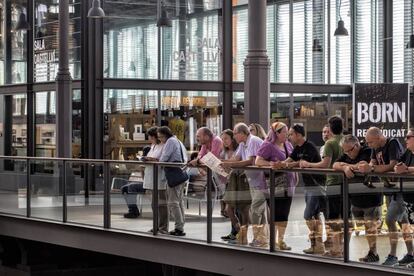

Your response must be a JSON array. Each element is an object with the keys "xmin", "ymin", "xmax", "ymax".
[{"xmin": 142, "ymin": 127, "xmax": 168, "ymax": 233}]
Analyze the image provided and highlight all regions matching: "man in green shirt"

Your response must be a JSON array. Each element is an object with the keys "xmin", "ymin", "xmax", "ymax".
[{"xmin": 300, "ymin": 116, "xmax": 344, "ymax": 257}]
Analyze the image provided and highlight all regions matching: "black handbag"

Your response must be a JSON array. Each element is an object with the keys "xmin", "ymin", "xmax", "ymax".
[{"xmin": 164, "ymin": 142, "xmax": 189, "ymax": 187}]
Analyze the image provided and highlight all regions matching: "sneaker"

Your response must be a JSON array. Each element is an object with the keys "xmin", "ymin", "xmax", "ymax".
[
  {"xmin": 398, "ymin": 254, "xmax": 414, "ymax": 266},
  {"xmin": 169, "ymin": 229, "xmax": 186, "ymax": 236},
  {"xmin": 123, "ymin": 212, "xmax": 139, "ymax": 218},
  {"xmin": 382, "ymin": 255, "xmax": 398, "ymax": 266},
  {"xmin": 407, "ymin": 262, "xmax": 414, "ymax": 268},
  {"xmin": 359, "ymin": 250, "xmax": 380, "ymax": 263},
  {"xmin": 276, "ymin": 241, "xmax": 291, "ymax": 251},
  {"xmin": 221, "ymin": 233, "xmax": 237, "ymax": 241}
]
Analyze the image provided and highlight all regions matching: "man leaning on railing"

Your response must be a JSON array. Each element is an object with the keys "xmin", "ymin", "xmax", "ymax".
[
  {"xmin": 358, "ymin": 127, "xmax": 412, "ymax": 266},
  {"xmin": 333, "ymin": 134, "xmax": 382, "ymax": 263}
]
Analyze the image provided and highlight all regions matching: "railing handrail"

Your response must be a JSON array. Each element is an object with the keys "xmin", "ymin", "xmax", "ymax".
[{"xmin": 2, "ymin": 154, "xmax": 414, "ymax": 271}]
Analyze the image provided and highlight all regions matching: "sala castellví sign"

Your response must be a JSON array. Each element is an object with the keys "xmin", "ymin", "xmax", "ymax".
[{"xmin": 353, "ymin": 83, "xmax": 409, "ymax": 142}]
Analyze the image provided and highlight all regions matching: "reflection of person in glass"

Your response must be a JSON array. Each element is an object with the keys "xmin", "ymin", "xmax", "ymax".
[{"xmin": 333, "ymin": 135, "xmax": 382, "ymax": 263}]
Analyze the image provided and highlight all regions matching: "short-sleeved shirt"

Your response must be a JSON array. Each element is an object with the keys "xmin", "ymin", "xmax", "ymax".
[
  {"xmin": 337, "ymin": 146, "xmax": 382, "ymax": 208},
  {"xmin": 291, "ymin": 140, "xmax": 324, "ymax": 187},
  {"xmin": 323, "ymin": 134, "xmax": 344, "ymax": 186},
  {"xmin": 257, "ymin": 141, "xmax": 296, "ymax": 195},
  {"xmin": 371, "ymin": 138, "xmax": 403, "ymax": 165},
  {"xmin": 144, "ymin": 143, "xmax": 166, "ymax": 190},
  {"xmin": 198, "ymin": 135, "xmax": 223, "ymax": 159},
  {"xmin": 235, "ymin": 135, "xmax": 266, "ymax": 190},
  {"xmin": 399, "ymin": 149, "xmax": 414, "ymax": 204}
]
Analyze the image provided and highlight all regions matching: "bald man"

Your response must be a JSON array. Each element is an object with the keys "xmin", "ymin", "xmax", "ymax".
[{"xmin": 358, "ymin": 127, "xmax": 408, "ymax": 266}]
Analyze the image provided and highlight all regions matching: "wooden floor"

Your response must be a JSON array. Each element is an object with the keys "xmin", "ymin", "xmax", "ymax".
[{"xmin": 0, "ymin": 189, "xmax": 412, "ymax": 269}]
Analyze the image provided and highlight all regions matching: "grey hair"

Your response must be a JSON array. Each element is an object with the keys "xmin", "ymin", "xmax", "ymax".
[
  {"xmin": 366, "ymin": 127, "xmax": 383, "ymax": 138},
  {"xmin": 340, "ymin": 134, "xmax": 360, "ymax": 147},
  {"xmin": 234, "ymin": 123, "xmax": 250, "ymax": 136}
]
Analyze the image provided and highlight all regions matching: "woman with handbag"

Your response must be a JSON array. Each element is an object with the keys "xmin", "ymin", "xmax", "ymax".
[
  {"xmin": 255, "ymin": 122, "xmax": 297, "ymax": 250},
  {"xmin": 158, "ymin": 126, "xmax": 188, "ymax": 237}
]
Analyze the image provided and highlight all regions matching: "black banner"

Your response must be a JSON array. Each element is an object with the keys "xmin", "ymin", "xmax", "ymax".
[{"xmin": 353, "ymin": 83, "xmax": 409, "ymax": 143}]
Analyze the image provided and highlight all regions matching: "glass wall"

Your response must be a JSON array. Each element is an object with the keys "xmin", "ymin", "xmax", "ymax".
[
  {"xmin": 10, "ymin": 0, "xmax": 27, "ymax": 84},
  {"xmin": 103, "ymin": 0, "xmax": 222, "ymax": 80},
  {"xmin": 34, "ymin": 0, "xmax": 81, "ymax": 82},
  {"xmin": 0, "ymin": 94, "xmax": 27, "ymax": 157},
  {"xmin": 104, "ymin": 89, "xmax": 223, "ymax": 159}
]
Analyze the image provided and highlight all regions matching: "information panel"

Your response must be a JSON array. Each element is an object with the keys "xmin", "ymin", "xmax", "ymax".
[{"xmin": 353, "ymin": 83, "xmax": 409, "ymax": 143}]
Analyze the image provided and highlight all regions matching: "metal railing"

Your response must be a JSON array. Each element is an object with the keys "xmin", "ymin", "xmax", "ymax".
[{"xmin": 0, "ymin": 155, "xmax": 413, "ymax": 269}]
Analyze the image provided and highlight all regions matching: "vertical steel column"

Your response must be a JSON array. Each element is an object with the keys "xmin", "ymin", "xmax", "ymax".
[
  {"xmin": 3, "ymin": 1, "xmax": 12, "ymax": 160},
  {"xmin": 350, "ymin": 0, "xmax": 355, "ymax": 83},
  {"xmin": 103, "ymin": 161, "xmax": 111, "ymax": 228},
  {"xmin": 5, "ymin": 0, "xmax": 11, "ymax": 84},
  {"xmin": 222, "ymin": 0, "xmax": 233, "ymax": 130},
  {"xmin": 26, "ymin": 0, "xmax": 35, "ymax": 158},
  {"xmin": 26, "ymin": 159, "xmax": 31, "ymax": 218},
  {"xmin": 62, "ymin": 160, "xmax": 67, "ymax": 223},
  {"xmin": 269, "ymin": 169, "xmax": 275, "ymax": 252},
  {"xmin": 152, "ymin": 164, "xmax": 159, "ymax": 235},
  {"xmin": 244, "ymin": 0, "xmax": 271, "ymax": 127},
  {"xmin": 207, "ymin": 168, "xmax": 213, "ymax": 243},
  {"xmin": 289, "ymin": 0, "xmax": 293, "ymax": 83},
  {"xmin": 342, "ymin": 175, "xmax": 349, "ymax": 263},
  {"xmin": 327, "ymin": 0, "xmax": 331, "ymax": 84},
  {"xmin": 56, "ymin": 0, "xmax": 73, "ymax": 158},
  {"xmin": 383, "ymin": 0, "xmax": 393, "ymax": 83}
]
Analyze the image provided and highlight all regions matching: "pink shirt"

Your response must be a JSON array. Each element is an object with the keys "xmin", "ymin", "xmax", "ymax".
[{"xmin": 198, "ymin": 135, "xmax": 223, "ymax": 158}]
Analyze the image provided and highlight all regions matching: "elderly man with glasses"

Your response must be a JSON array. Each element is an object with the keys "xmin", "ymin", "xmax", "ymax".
[{"xmin": 333, "ymin": 135, "xmax": 383, "ymax": 263}]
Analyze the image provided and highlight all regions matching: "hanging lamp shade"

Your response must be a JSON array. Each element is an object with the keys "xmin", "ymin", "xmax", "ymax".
[
  {"xmin": 334, "ymin": 19, "xmax": 348, "ymax": 36},
  {"xmin": 157, "ymin": 8, "xmax": 172, "ymax": 27},
  {"xmin": 407, "ymin": 34, "xmax": 414, "ymax": 49},
  {"xmin": 14, "ymin": 12, "xmax": 30, "ymax": 31},
  {"xmin": 88, "ymin": 0, "xmax": 105, "ymax": 18},
  {"xmin": 312, "ymin": 39, "xmax": 323, "ymax": 52}
]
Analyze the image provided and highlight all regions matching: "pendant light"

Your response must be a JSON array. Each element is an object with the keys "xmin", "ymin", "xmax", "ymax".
[
  {"xmin": 157, "ymin": 0, "xmax": 172, "ymax": 27},
  {"xmin": 334, "ymin": 0, "xmax": 348, "ymax": 36},
  {"xmin": 407, "ymin": 0, "xmax": 414, "ymax": 48},
  {"xmin": 88, "ymin": 0, "xmax": 105, "ymax": 18}
]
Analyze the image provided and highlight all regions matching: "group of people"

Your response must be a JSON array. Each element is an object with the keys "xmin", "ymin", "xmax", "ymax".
[{"xmin": 120, "ymin": 118, "xmax": 414, "ymax": 268}]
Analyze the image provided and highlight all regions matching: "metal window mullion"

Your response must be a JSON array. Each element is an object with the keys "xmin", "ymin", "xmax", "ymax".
[{"xmin": 289, "ymin": 0, "xmax": 294, "ymax": 83}]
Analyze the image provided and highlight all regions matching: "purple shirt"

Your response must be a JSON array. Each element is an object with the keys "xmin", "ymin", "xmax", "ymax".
[
  {"xmin": 235, "ymin": 135, "xmax": 267, "ymax": 191},
  {"xmin": 257, "ymin": 141, "xmax": 297, "ymax": 196}
]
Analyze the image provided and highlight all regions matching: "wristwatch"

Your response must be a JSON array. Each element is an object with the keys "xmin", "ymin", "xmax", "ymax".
[{"xmin": 371, "ymin": 165, "xmax": 375, "ymax": 173}]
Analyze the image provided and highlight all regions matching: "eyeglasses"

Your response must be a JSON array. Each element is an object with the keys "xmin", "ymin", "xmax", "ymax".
[
  {"xmin": 405, "ymin": 135, "xmax": 414, "ymax": 140},
  {"xmin": 343, "ymin": 143, "xmax": 357, "ymax": 154}
]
